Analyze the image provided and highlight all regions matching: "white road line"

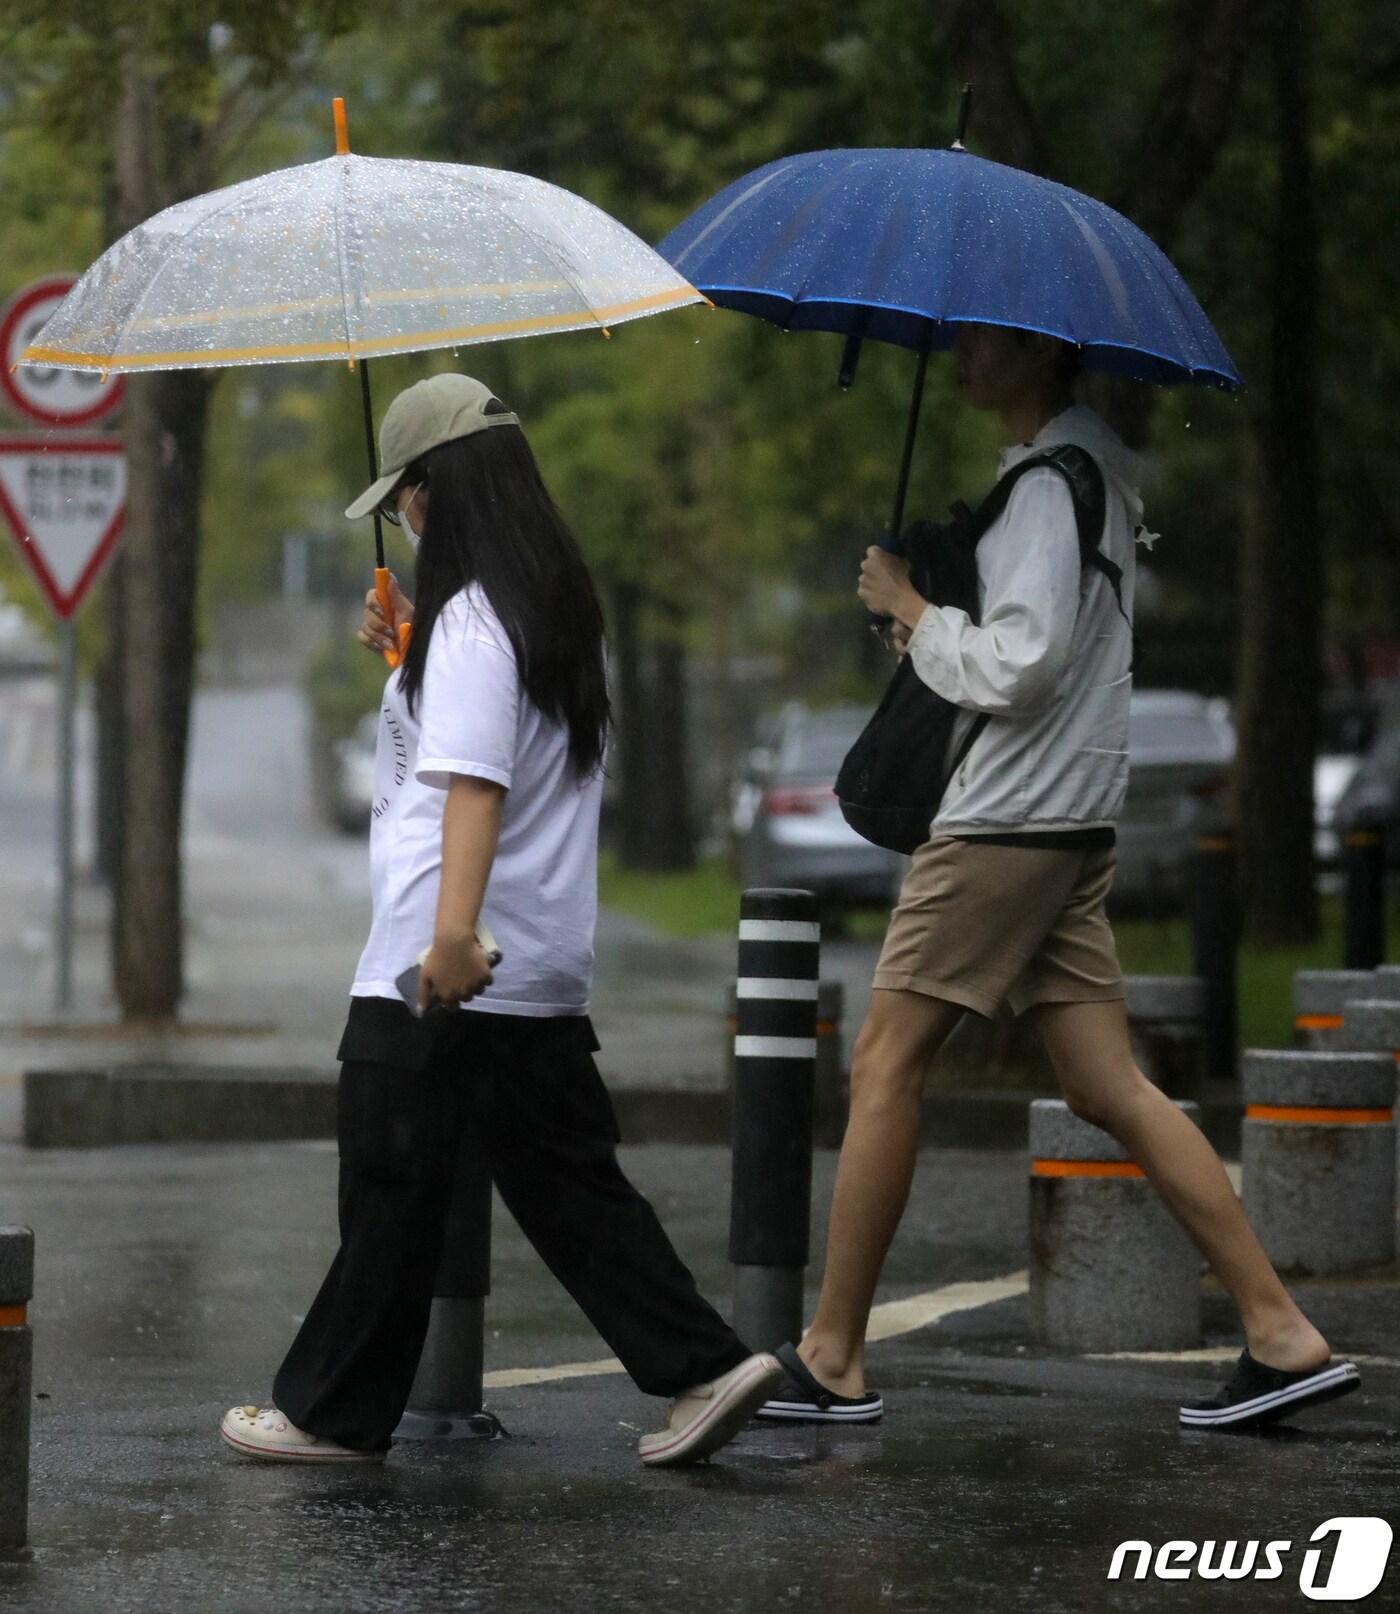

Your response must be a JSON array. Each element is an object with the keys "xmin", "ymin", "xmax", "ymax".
[
  {"xmin": 1090, "ymin": 1346, "xmax": 1400, "ymax": 1369},
  {"xmin": 482, "ymin": 1270, "xmax": 1029, "ymax": 1391},
  {"xmin": 864, "ymin": 1271, "xmax": 1028, "ymax": 1343}
]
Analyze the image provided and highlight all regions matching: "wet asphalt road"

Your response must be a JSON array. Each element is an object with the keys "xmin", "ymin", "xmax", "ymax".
[{"xmin": 2, "ymin": 1139, "xmax": 1397, "ymax": 1612}]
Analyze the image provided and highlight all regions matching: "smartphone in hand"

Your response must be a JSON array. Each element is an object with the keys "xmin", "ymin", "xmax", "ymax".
[{"xmin": 395, "ymin": 923, "xmax": 503, "ymax": 1018}]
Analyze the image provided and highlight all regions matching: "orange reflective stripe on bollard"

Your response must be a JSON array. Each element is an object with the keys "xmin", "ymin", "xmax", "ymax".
[
  {"xmin": 1245, "ymin": 1104, "xmax": 1393, "ymax": 1125},
  {"xmin": 1030, "ymin": 1159, "xmax": 1144, "ymax": 1179},
  {"xmin": 0, "ymin": 1305, "xmax": 26, "ymax": 1326}
]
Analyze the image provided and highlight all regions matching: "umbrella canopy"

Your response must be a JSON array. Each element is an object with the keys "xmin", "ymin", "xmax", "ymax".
[
  {"xmin": 22, "ymin": 103, "xmax": 702, "ymax": 666},
  {"xmin": 25, "ymin": 154, "xmax": 701, "ymax": 373},
  {"xmin": 657, "ymin": 146, "xmax": 1239, "ymax": 391}
]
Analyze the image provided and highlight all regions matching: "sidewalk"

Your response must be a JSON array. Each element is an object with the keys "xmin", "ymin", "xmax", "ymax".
[
  {"xmin": 1, "ymin": 682, "xmax": 884, "ymax": 1144},
  {"xmin": 2, "ymin": 1137, "xmax": 1396, "ymax": 1612}
]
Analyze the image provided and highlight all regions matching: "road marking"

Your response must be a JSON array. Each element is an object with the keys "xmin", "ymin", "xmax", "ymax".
[
  {"xmin": 482, "ymin": 1270, "xmax": 1029, "ymax": 1391},
  {"xmin": 863, "ymin": 1271, "xmax": 1028, "ymax": 1343},
  {"xmin": 1089, "ymin": 1346, "xmax": 1400, "ymax": 1369}
]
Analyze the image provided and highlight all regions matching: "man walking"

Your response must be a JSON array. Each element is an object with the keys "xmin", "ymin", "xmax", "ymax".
[{"xmin": 756, "ymin": 324, "xmax": 1358, "ymax": 1434}]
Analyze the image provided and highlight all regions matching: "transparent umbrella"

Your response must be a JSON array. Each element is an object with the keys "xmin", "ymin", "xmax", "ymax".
[{"xmin": 22, "ymin": 99, "xmax": 703, "ymax": 663}]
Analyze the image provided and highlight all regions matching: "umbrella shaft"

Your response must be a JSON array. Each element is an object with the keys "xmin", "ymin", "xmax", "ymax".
[
  {"xmin": 359, "ymin": 357, "xmax": 385, "ymax": 571},
  {"xmin": 889, "ymin": 346, "xmax": 930, "ymax": 539}
]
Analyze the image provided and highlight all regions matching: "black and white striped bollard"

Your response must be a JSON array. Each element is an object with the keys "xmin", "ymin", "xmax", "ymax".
[
  {"xmin": 729, "ymin": 889, "xmax": 820, "ymax": 1352},
  {"xmin": 1343, "ymin": 825, "xmax": 1387, "ymax": 970}
]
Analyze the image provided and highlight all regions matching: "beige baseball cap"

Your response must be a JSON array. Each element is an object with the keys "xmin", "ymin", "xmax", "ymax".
[{"xmin": 345, "ymin": 373, "xmax": 520, "ymax": 519}]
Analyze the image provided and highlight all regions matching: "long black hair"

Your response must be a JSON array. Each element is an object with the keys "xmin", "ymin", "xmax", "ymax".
[{"xmin": 394, "ymin": 421, "xmax": 610, "ymax": 779}]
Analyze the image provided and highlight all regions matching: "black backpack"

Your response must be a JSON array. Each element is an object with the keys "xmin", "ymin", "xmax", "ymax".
[{"xmin": 834, "ymin": 444, "xmax": 1132, "ymax": 854}]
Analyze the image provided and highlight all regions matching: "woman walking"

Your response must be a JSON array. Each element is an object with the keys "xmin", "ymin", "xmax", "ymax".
[
  {"xmin": 221, "ymin": 373, "xmax": 778, "ymax": 1464},
  {"xmin": 757, "ymin": 324, "xmax": 1359, "ymax": 1434}
]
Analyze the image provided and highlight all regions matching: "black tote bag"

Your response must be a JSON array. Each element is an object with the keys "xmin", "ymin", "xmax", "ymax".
[{"xmin": 835, "ymin": 446, "xmax": 1116, "ymax": 854}]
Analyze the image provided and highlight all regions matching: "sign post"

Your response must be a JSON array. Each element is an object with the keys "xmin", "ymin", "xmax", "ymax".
[
  {"xmin": 0, "ymin": 439, "xmax": 126, "ymax": 1015},
  {"xmin": 2, "ymin": 273, "xmax": 126, "ymax": 1016}
]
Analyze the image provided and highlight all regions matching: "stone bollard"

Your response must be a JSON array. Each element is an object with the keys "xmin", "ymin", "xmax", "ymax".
[
  {"xmin": 725, "ymin": 977, "xmax": 845, "ymax": 1147},
  {"xmin": 1291, "ymin": 970, "xmax": 1376, "ymax": 1049},
  {"xmin": 1124, "ymin": 975, "xmax": 1207, "ymax": 1100},
  {"xmin": 1241, "ymin": 1050, "xmax": 1396, "ymax": 1274},
  {"xmin": 1337, "ymin": 998, "xmax": 1400, "ymax": 1063},
  {"xmin": 1368, "ymin": 966, "xmax": 1400, "ymax": 1001},
  {"xmin": 1029, "ymin": 1100, "xmax": 1200, "ymax": 1351},
  {"xmin": 1, "ymin": 1227, "xmax": 34, "ymax": 1553}
]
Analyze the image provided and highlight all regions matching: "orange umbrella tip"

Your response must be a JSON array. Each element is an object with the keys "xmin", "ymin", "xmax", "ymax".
[{"xmin": 332, "ymin": 97, "xmax": 349, "ymax": 156}]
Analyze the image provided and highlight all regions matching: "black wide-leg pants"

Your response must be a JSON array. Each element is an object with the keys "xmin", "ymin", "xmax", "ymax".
[{"xmin": 272, "ymin": 997, "xmax": 750, "ymax": 1451}]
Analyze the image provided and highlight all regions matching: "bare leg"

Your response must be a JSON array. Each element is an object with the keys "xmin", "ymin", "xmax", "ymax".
[
  {"xmin": 797, "ymin": 987, "xmax": 966, "ymax": 1396},
  {"xmin": 1026, "ymin": 998, "xmax": 1329, "ymax": 1372}
]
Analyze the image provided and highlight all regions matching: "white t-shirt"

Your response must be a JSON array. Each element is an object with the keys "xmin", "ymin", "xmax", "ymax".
[{"xmin": 349, "ymin": 583, "xmax": 602, "ymax": 1017}]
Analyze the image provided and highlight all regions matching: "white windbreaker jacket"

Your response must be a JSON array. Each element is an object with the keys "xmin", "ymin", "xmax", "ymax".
[{"xmin": 907, "ymin": 405, "xmax": 1143, "ymax": 835}]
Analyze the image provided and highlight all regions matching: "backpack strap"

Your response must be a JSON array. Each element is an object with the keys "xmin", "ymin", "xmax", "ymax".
[{"xmin": 971, "ymin": 442, "xmax": 1136, "ymax": 675}]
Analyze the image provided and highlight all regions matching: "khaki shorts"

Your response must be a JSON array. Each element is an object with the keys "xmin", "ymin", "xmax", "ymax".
[{"xmin": 872, "ymin": 833, "xmax": 1126, "ymax": 1019}]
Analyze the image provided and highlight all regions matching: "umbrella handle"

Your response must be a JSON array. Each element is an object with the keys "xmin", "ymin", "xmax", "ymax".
[{"xmin": 375, "ymin": 567, "xmax": 412, "ymax": 669}]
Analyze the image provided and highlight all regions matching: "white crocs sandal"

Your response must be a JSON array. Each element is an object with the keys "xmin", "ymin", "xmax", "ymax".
[
  {"xmin": 639, "ymin": 1352, "xmax": 783, "ymax": 1467},
  {"xmin": 219, "ymin": 1404, "xmax": 385, "ymax": 1463}
]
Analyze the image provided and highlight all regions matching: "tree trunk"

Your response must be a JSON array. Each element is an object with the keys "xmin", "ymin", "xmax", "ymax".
[
  {"xmin": 947, "ymin": 0, "xmax": 1260, "ymax": 456},
  {"xmin": 110, "ymin": 34, "xmax": 212, "ymax": 1017},
  {"xmin": 644, "ymin": 607, "xmax": 696, "ymax": 872},
  {"xmin": 1234, "ymin": 0, "xmax": 1321, "ymax": 945},
  {"xmin": 115, "ymin": 369, "xmax": 209, "ymax": 1016},
  {"xmin": 611, "ymin": 579, "xmax": 651, "ymax": 870}
]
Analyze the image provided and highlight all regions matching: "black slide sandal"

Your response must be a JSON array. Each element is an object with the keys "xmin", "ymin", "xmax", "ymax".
[
  {"xmin": 753, "ymin": 1342, "xmax": 884, "ymax": 1424},
  {"xmin": 1179, "ymin": 1350, "xmax": 1360, "ymax": 1430}
]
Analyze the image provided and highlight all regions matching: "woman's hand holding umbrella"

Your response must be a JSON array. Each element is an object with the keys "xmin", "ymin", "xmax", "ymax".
[
  {"xmin": 857, "ymin": 548, "xmax": 925, "ymax": 632},
  {"xmin": 359, "ymin": 575, "xmax": 414, "ymax": 657}
]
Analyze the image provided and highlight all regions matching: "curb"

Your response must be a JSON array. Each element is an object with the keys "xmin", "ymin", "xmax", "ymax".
[{"xmin": 19, "ymin": 1066, "xmax": 1246, "ymax": 1153}]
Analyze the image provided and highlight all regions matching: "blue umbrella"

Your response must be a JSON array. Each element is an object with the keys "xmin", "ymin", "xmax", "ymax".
[{"xmin": 658, "ymin": 136, "xmax": 1240, "ymax": 539}]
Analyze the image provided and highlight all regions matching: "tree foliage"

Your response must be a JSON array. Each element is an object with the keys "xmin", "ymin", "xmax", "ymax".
[{"xmin": 1, "ymin": 0, "xmax": 1395, "ymax": 931}]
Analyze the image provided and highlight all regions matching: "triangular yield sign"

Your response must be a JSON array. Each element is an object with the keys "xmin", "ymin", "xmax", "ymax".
[{"xmin": 0, "ymin": 436, "xmax": 125, "ymax": 620}]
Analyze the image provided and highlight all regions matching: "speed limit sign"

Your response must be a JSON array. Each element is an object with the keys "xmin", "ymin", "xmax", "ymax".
[{"xmin": 0, "ymin": 277, "xmax": 124, "ymax": 427}]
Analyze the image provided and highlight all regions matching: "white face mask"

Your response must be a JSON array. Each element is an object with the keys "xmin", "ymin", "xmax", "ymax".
[{"xmin": 399, "ymin": 485, "xmax": 423, "ymax": 551}]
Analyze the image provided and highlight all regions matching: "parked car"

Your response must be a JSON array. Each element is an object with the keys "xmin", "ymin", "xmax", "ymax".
[
  {"xmin": 331, "ymin": 710, "xmax": 378, "ymax": 833},
  {"xmin": 1332, "ymin": 718, "xmax": 1400, "ymax": 868},
  {"xmin": 1113, "ymin": 690, "xmax": 1235, "ymax": 913},
  {"xmin": 731, "ymin": 703, "xmax": 905, "ymax": 919},
  {"xmin": 1314, "ymin": 691, "xmax": 1378, "ymax": 866},
  {"xmin": 736, "ymin": 692, "xmax": 1239, "ymax": 921}
]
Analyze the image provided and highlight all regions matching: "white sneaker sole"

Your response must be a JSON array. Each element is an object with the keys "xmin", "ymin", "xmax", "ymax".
[
  {"xmin": 639, "ymin": 1356, "xmax": 783, "ymax": 1467},
  {"xmin": 1178, "ymin": 1361, "xmax": 1361, "ymax": 1428},
  {"xmin": 219, "ymin": 1414, "xmax": 384, "ymax": 1463}
]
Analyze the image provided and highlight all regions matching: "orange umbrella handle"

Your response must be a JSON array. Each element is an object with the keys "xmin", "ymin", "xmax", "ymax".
[{"xmin": 375, "ymin": 567, "xmax": 412, "ymax": 668}]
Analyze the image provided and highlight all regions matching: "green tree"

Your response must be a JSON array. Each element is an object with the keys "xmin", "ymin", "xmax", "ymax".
[{"xmin": 1, "ymin": 0, "xmax": 361, "ymax": 1018}]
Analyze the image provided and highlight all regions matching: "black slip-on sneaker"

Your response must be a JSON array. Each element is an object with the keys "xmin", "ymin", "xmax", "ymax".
[
  {"xmin": 752, "ymin": 1341, "xmax": 884, "ymax": 1425},
  {"xmin": 1179, "ymin": 1350, "xmax": 1360, "ymax": 1430}
]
